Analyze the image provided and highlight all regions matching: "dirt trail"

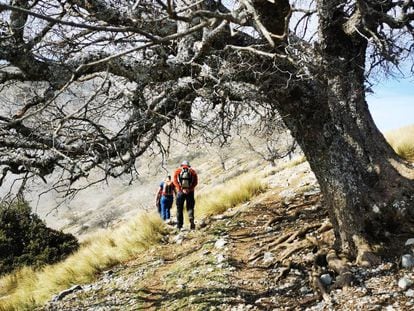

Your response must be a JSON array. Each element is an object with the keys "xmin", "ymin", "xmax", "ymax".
[
  {"xmin": 226, "ymin": 194, "xmax": 328, "ymax": 310},
  {"xmin": 133, "ymin": 192, "xmax": 328, "ymax": 310},
  {"xmin": 44, "ymin": 190, "xmax": 414, "ymax": 311}
]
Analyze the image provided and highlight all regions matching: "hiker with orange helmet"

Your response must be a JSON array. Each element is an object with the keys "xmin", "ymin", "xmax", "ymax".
[{"xmin": 172, "ymin": 160, "xmax": 198, "ymax": 230}]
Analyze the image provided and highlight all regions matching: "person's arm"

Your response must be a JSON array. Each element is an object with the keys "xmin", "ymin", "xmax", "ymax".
[
  {"xmin": 156, "ymin": 182, "xmax": 163, "ymax": 199},
  {"xmin": 172, "ymin": 168, "xmax": 182, "ymax": 192},
  {"xmin": 190, "ymin": 169, "xmax": 198, "ymax": 191}
]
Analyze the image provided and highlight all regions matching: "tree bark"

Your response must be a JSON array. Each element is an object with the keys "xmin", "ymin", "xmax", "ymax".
[{"xmin": 270, "ymin": 1, "xmax": 414, "ymax": 264}]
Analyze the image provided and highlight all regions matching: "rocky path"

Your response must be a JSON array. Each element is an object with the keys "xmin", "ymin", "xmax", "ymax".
[{"xmin": 44, "ymin": 189, "xmax": 414, "ymax": 311}]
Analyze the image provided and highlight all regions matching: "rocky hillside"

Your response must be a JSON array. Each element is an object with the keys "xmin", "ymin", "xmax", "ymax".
[
  {"xmin": 33, "ymin": 129, "xmax": 296, "ymax": 239},
  {"xmin": 39, "ymin": 160, "xmax": 414, "ymax": 311}
]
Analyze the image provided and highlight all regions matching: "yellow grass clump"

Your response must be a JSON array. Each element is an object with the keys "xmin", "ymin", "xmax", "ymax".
[
  {"xmin": 0, "ymin": 171, "xmax": 267, "ymax": 311},
  {"xmin": 197, "ymin": 173, "xmax": 266, "ymax": 218},
  {"xmin": 385, "ymin": 124, "xmax": 414, "ymax": 162},
  {"xmin": 0, "ymin": 212, "xmax": 165, "ymax": 311}
]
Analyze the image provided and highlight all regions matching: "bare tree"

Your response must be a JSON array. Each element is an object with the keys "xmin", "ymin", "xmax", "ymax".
[
  {"xmin": 1, "ymin": 0, "xmax": 414, "ymax": 266},
  {"xmin": 242, "ymin": 114, "xmax": 298, "ymax": 166}
]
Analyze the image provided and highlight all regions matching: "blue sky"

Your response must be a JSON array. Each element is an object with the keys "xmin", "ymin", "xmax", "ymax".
[{"xmin": 367, "ymin": 75, "xmax": 414, "ymax": 132}]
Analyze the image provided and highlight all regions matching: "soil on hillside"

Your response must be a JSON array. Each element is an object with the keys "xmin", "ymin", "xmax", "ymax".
[{"xmin": 44, "ymin": 191, "xmax": 414, "ymax": 311}]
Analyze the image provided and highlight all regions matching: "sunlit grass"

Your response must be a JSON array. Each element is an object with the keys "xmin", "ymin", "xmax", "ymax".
[
  {"xmin": 0, "ymin": 212, "xmax": 165, "ymax": 311},
  {"xmin": 385, "ymin": 124, "xmax": 414, "ymax": 161},
  {"xmin": 263, "ymin": 155, "xmax": 307, "ymax": 177},
  {"xmin": 197, "ymin": 173, "xmax": 266, "ymax": 218},
  {"xmin": 0, "ymin": 171, "xmax": 267, "ymax": 311}
]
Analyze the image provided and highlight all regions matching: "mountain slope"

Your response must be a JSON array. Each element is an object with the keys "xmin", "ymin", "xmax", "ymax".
[{"xmin": 39, "ymin": 160, "xmax": 414, "ymax": 311}]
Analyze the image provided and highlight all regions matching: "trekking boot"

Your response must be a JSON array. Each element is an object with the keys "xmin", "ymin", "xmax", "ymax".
[{"xmin": 190, "ymin": 219, "xmax": 195, "ymax": 230}]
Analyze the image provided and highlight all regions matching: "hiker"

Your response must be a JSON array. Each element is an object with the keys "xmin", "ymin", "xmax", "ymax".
[
  {"xmin": 173, "ymin": 160, "xmax": 198, "ymax": 230},
  {"xmin": 156, "ymin": 175, "xmax": 176, "ymax": 222}
]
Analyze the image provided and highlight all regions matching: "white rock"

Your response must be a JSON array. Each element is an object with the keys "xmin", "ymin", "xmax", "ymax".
[
  {"xmin": 405, "ymin": 289, "xmax": 414, "ymax": 297},
  {"xmin": 173, "ymin": 233, "xmax": 185, "ymax": 244},
  {"xmin": 262, "ymin": 252, "xmax": 275, "ymax": 264},
  {"xmin": 320, "ymin": 273, "xmax": 333, "ymax": 286},
  {"xmin": 51, "ymin": 284, "xmax": 82, "ymax": 302},
  {"xmin": 398, "ymin": 276, "xmax": 413, "ymax": 290},
  {"xmin": 211, "ymin": 214, "xmax": 226, "ymax": 220},
  {"xmin": 214, "ymin": 238, "xmax": 227, "ymax": 249},
  {"xmin": 176, "ymin": 283, "xmax": 185, "ymax": 290},
  {"xmin": 402, "ymin": 254, "xmax": 414, "ymax": 268},
  {"xmin": 279, "ymin": 189, "xmax": 296, "ymax": 200},
  {"xmin": 303, "ymin": 189, "xmax": 321, "ymax": 197},
  {"xmin": 405, "ymin": 238, "xmax": 414, "ymax": 246},
  {"xmin": 216, "ymin": 253, "xmax": 226, "ymax": 263}
]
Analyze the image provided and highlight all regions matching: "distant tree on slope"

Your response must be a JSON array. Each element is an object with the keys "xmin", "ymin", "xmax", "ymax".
[
  {"xmin": 1, "ymin": 0, "xmax": 414, "ymax": 265},
  {"xmin": 0, "ymin": 201, "xmax": 79, "ymax": 275}
]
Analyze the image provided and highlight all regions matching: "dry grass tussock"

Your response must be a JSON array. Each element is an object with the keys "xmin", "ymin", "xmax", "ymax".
[
  {"xmin": 0, "ymin": 212, "xmax": 165, "ymax": 311},
  {"xmin": 0, "ymin": 173, "xmax": 266, "ymax": 310},
  {"xmin": 196, "ymin": 173, "xmax": 266, "ymax": 218},
  {"xmin": 385, "ymin": 124, "xmax": 414, "ymax": 162}
]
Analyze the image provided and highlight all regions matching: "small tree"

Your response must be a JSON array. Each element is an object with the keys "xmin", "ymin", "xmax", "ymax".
[
  {"xmin": 242, "ymin": 115, "xmax": 298, "ymax": 166},
  {"xmin": 0, "ymin": 201, "xmax": 79, "ymax": 275}
]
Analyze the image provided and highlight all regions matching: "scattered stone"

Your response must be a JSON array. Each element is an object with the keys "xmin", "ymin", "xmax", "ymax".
[
  {"xmin": 406, "ymin": 238, "xmax": 414, "ymax": 246},
  {"xmin": 401, "ymin": 254, "xmax": 414, "ymax": 269},
  {"xmin": 82, "ymin": 284, "xmax": 94, "ymax": 292},
  {"xmin": 215, "ymin": 238, "xmax": 228, "ymax": 249},
  {"xmin": 198, "ymin": 218, "xmax": 209, "ymax": 228},
  {"xmin": 211, "ymin": 214, "xmax": 227, "ymax": 220},
  {"xmin": 398, "ymin": 276, "xmax": 413, "ymax": 290},
  {"xmin": 263, "ymin": 252, "xmax": 275, "ymax": 264},
  {"xmin": 300, "ymin": 286, "xmax": 311, "ymax": 294},
  {"xmin": 320, "ymin": 274, "xmax": 333, "ymax": 286},
  {"xmin": 216, "ymin": 253, "xmax": 226, "ymax": 264},
  {"xmin": 176, "ymin": 283, "xmax": 185, "ymax": 290},
  {"xmin": 405, "ymin": 289, "xmax": 414, "ymax": 297},
  {"xmin": 173, "ymin": 232, "xmax": 185, "ymax": 244},
  {"xmin": 51, "ymin": 285, "xmax": 82, "ymax": 302},
  {"xmin": 279, "ymin": 189, "xmax": 296, "ymax": 200},
  {"xmin": 303, "ymin": 189, "xmax": 321, "ymax": 197},
  {"xmin": 372, "ymin": 204, "xmax": 380, "ymax": 214}
]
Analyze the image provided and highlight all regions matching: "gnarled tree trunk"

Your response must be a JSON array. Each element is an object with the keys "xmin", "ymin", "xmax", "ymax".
[{"xmin": 271, "ymin": 1, "xmax": 414, "ymax": 264}]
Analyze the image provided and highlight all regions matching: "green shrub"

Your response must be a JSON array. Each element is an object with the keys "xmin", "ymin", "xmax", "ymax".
[
  {"xmin": 0, "ymin": 201, "xmax": 79, "ymax": 276},
  {"xmin": 0, "ymin": 211, "xmax": 165, "ymax": 310}
]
